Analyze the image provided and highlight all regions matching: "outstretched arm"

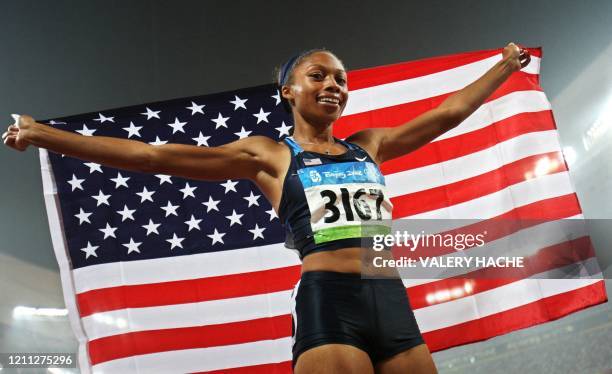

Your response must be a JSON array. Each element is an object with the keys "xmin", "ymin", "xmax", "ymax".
[
  {"xmin": 348, "ymin": 43, "xmax": 531, "ymax": 164},
  {"xmin": 2, "ymin": 114, "xmax": 277, "ymax": 181}
]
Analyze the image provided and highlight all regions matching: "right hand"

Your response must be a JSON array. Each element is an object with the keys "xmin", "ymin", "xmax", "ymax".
[{"xmin": 2, "ymin": 114, "xmax": 35, "ymax": 152}]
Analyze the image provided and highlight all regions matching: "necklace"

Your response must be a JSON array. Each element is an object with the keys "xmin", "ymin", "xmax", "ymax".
[{"xmin": 293, "ymin": 137, "xmax": 336, "ymax": 154}]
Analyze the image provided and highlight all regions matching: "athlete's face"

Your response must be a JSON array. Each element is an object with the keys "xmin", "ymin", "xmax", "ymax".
[{"xmin": 282, "ymin": 52, "xmax": 349, "ymax": 124}]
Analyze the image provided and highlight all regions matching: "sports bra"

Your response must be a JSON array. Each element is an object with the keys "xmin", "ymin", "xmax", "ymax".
[{"xmin": 278, "ymin": 136, "xmax": 393, "ymax": 260}]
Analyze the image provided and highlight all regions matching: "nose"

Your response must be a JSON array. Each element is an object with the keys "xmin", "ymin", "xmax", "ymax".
[{"xmin": 323, "ymin": 75, "xmax": 341, "ymax": 92}]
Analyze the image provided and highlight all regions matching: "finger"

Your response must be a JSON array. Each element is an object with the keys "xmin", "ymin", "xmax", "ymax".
[
  {"xmin": 3, "ymin": 134, "xmax": 15, "ymax": 145},
  {"xmin": 8, "ymin": 124, "xmax": 19, "ymax": 131}
]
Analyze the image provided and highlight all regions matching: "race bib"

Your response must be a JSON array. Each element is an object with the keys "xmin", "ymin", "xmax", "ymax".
[{"xmin": 298, "ymin": 161, "xmax": 393, "ymax": 244}]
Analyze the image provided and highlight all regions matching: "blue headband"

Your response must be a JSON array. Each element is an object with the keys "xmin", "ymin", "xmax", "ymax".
[{"xmin": 279, "ymin": 54, "xmax": 301, "ymax": 86}]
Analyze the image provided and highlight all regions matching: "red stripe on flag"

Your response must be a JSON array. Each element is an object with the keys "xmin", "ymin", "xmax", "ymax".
[
  {"xmin": 391, "ymin": 151, "xmax": 567, "ymax": 218},
  {"xmin": 88, "ymin": 314, "xmax": 292, "ymax": 365},
  {"xmin": 195, "ymin": 361, "xmax": 293, "ymax": 374},
  {"xmin": 346, "ymin": 48, "xmax": 542, "ymax": 91},
  {"xmin": 78, "ymin": 265, "xmax": 301, "ymax": 317},
  {"xmin": 423, "ymin": 280, "xmax": 608, "ymax": 352},
  {"xmin": 497, "ymin": 193, "xmax": 582, "ymax": 220}
]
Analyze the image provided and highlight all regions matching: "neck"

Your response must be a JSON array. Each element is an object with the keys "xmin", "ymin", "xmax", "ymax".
[{"xmin": 291, "ymin": 111, "xmax": 334, "ymax": 144}]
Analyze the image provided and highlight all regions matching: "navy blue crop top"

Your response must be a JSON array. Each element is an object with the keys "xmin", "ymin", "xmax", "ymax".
[{"xmin": 277, "ymin": 136, "xmax": 394, "ymax": 260}]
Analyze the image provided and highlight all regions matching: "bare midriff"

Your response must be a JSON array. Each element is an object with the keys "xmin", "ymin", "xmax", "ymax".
[{"xmin": 301, "ymin": 246, "xmax": 401, "ymax": 278}]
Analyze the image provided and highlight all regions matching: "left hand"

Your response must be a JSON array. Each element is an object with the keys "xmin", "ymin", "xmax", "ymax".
[{"xmin": 502, "ymin": 42, "xmax": 531, "ymax": 72}]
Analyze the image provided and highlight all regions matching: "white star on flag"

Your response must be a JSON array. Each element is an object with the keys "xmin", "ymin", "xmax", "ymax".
[
  {"xmin": 149, "ymin": 136, "xmax": 168, "ymax": 146},
  {"xmin": 192, "ymin": 132, "xmax": 211, "ymax": 146},
  {"xmin": 265, "ymin": 208, "xmax": 278, "ymax": 221},
  {"xmin": 161, "ymin": 201, "xmax": 179, "ymax": 217},
  {"xmin": 142, "ymin": 219, "xmax": 160, "ymax": 236},
  {"xmin": 166, "ymin": 233, "xmax": 185, "ymax": 249},
  {"xmin": 155, "ymin": 174, "xmax": 173, "ymax": 185},
  {"xmin": 211, "ymin": 113, "xmax": 230, "ymax": 129},
  {"xmin": 243, "ymin": 191, "xmax": 261, "ymax": 207},
  {"xmin": 220, "ymin": 180, "xmax": 238, "ymax": 193},
  {"xmin": 252, "ymin": 108, "xmax": 271, "ymax": 124},
  {"xmin": 186, "ymin": 101, "xmax": 205, "ymax": 115},
  {"xmin": 179, "ymin": 183, "xmax": 197, "ymax": 199},
  {"xmin": 225, "ymin": 209, "xmax": 243, "ymax": 227},
  {"xmin": 122, "ymin": 122, "xmax": 142, "ymax": 138},
  {"xmin": 74, "ymin": 208, "xmax": 92, "ymax": 225},
  {"xmin": 229, "ymin": 95, "xmax": 248, "ymax": 110},
  {"xmin": 91, "ymin": 190, "xmax": 111, "ymax": 206},
  {"xmin": 274, "ymin": 121, "xmax": 292, "ymax": 137},
  {"xmin": 110, "ymin": 172, "xmax": 130, "ymax": 188},
  {"xmin": 248, "ymin": 224, "xmax": 266, "ymax": 240},
  {"xmin": 76, "ymin": 124, "xmax": 97, "ymax": 136},
  {"xmin": 123, "ymin": 238, "xmax": 142, "ymax": 254},
  {"xmin": 207, "ymin": 228, "xmax": 226, "ymax": 245},
  {"xmin": 84, "ymin": 162, "xmax": 103, "ymax": 174},
  {"xmin": 202, "ymin": 196, "xmax": 221, "ymax": 212},
  {"xmin": 184, "ymin": 215, "xmax": 202, "ymax": 232},
  {"xmin": 80, "ymin": 241, "xmax": 99, "ymax": 259},
  {"xmin": 67, "ymin": 174, "xmax": 85, "ymax": 191},
  {"xmin": 99, "ymin": 223, "xmax": 118, "ymax": 239},
  {"xmin": 234, "ymin": 126, "xmax": 252, "ymax": 139},
  {"xmin": 93, "ymin": 113, "xmax": 114, "ymax": 123},
  {"xmin": 271, "ymin": 90, "xmax": 281, "ymax": 105},
  {"xmin": 116, "ymin": 205, "xmax": 136, "ymax": 222},
  {"xmin": 167, "ymin": 117, "xmax": 187, "ymax": 134},
  {"xmin": 141, "ymin": 107, "xmax": 161, "ymax": 120},
  {"xmin": 136, "ymin": 186, "xmax": 155, "ymax": 202}
]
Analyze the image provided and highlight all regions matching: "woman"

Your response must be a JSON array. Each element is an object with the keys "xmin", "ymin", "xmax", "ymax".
[{"xmin": 3, "ymin": 43, "xmax": 530, "ymax": 373}]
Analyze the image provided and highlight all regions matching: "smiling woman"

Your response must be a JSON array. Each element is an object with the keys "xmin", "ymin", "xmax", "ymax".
[{"xmin": 3, "ymin": 43, "xmax": 530, "ymax": 374}]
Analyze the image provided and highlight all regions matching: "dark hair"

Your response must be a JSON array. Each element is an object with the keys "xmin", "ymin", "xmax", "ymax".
[{"xmin": 274, "ymin": 48, "xmax": 342, "ymax": 115}]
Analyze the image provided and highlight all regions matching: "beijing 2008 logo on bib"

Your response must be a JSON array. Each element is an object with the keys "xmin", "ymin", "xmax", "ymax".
[{"xmin": 309, "ymin": 170, "xmax": 322, "ymax": 183}]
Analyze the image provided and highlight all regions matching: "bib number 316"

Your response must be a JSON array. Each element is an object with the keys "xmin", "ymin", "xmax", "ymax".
[{"xmin": 320, "ymin": 187, "xmax": 385, "ymax": 223}]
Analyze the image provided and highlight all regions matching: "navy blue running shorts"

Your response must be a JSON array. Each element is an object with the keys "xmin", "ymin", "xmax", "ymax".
[{"xmin": 290, "ymin": 271, "xmax": 425, "ymax": 367}]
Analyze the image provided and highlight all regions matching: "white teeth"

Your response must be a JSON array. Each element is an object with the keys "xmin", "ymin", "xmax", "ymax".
[{"xmin": 318, "ymin": 97, "xmax": 340, "ymax": 104}]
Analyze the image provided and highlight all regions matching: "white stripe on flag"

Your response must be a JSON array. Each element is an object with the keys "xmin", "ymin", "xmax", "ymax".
[
  {"xmin": 91, "ymin": 337, "xmax": 292, "ymax": 374},
  {"xmin": 73, "ymin": 242, "xmax": 300, "ymax": 293},
  {"xmin": 82, "ymin": 290, "xmax": 292, "ymax": 341}
]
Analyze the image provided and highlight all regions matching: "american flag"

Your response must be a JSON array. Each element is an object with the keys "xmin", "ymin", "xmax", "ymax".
[{"xmin": 40, "ymin": 47, "xmax": 607, "ymax": 373}]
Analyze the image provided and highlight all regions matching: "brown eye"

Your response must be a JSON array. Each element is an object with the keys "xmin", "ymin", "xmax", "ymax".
[{"xmin": 310, "ymin": 72, "xmax": 324, "ymax": 80}]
